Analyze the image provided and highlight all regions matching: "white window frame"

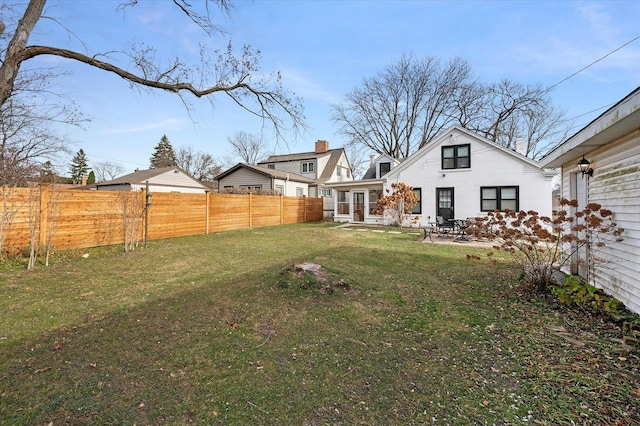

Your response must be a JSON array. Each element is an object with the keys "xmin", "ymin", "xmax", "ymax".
[{"xmin": 301, "ymin": 161, "xmax": 315, "ymax": 173}]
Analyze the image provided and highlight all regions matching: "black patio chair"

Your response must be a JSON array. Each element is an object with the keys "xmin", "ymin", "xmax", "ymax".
[{"xmin": 436, "ymin": 216, "xmax": 456, "ymax": 237}]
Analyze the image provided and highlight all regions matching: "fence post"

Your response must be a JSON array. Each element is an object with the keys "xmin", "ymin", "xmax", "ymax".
[
  {"xmin": 280, "ymin": 194, "xmax": 284, "ymax": 225},
  {"xmin": 205, "ymin": 192, "xmax": 210, "ymax": 234},
  {"xmin": 303, "ymin": 195, "xmax": 307, "ymax": 222},
  {"xmin": 143, "ymin": 186, "xmax": 149, "ymax": 248},
  {"xmin": 249, "ymin": 193, "xmax": 253, "ymax": 229}
]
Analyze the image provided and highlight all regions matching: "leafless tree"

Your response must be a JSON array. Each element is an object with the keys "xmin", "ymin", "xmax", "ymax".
[
  {"xmin": 333, "ymin": 55, "xmax": 570, "ymax": 160},
  {"xmin": 176, "ymin": 145, "xmax": 221, "ymax": 183},
  {"xmin": 227, "ymin": 130, "xmax": 268, "ymax": 164},
  {"xmin": 0, "ymin": 74, "xmax": 64, "ymax": 253},
  {"xmin": 93, "ymin": 161, "xmax": 125, "ymax": 182},
  {"xmin": 26, "ymin": 184, "xmax": 40, "ymax": 269},
  {"xmin": 0, "ymin": 72, "xmax": 77, "ymax": 186},
  {"xmin": 463, "ymin": 80, "xmax": 571, "ymax": 159},
  {"xmin": 0, "ymin": 185, "xmax": 23, "ymax": 253},
  {"xmin": 120, "ymin": 190, "xmax": 144, "ymax": 253},
  {"xmin": 0, "ymin": 0, "xmax": 305, "ymax": 145},
  {"xmin": 333, "ymin": 55, "xmax": 476, "ymax": 159},
  {"xmin": 342, "ymin": 142, "xmax": 371, "ymax": 180},
  {"xmin": 43, "ymin": 183, "xmax": 59, "ymax": 266}
]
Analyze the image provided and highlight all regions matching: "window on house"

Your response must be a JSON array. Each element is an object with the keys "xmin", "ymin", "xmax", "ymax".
[
  {"xmin": 337, "ymin": 190, "xmax": 349, "ymax": 214},
  {"xmin": 410, "ymin": 188, "xmax": 422, "ymax": 214},
  {"xmin": 241, "ymin": 185, "xmax": 262, "ymax": 192},
  {"xmin": 379, "ymin": 162, "xmax": 391, "ymax": 177},
  {"xmin": 275, "ymin": 185, "xmax": 284, "ymax": 195},
  {"xmin": 301, "ymin": 161, "xmax": 315, "ymax": 173},
  {"xmin": 442, "ymin": 144, "xmax": 471, "ymax": 169},
  {"xmin": 267, "ymin": 164, "xmax": 275, "ymax": 169},
  {"xmin": 481, "ymin": 186, "xmax": 519, "ymax": 211},
  {"xmin": 369, "ymin": 189, "xmax": 382, "ymax": 215},
  {"xmin": 321, "ymin": 188, "xmax": 332, "ymax": 197},
  {"xmin": 296, "ymin": 187, "xmax": 304, "ymax": 196}
]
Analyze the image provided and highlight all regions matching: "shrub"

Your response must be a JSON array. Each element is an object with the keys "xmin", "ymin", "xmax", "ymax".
[
  {"xmin": 551, "ymin": 275, "xmax": 621, "ymax": 313},
  {"xmin": 220, "ymin": 187, "xmax": 280, "ymax": 196},
  {"xmin": 374, "ymin": 182, "xmax": 419, "ymax": 228},
  {"xmin": 467, "ymin": 199, "xmax": 624, "ymax": 292}
]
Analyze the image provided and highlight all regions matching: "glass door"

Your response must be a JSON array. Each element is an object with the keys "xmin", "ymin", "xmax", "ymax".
[
  {"xmin": 353, "ymin": 192, "xmax": 365, "ymax": 222},
  {"xmin": 436, "ymin": 188, "xmax": 454, "ymax": 221}
]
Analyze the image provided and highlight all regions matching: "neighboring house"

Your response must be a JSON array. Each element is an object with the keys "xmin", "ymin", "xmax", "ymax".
[
  {"xmin": 539, "ymin": 86, "xmax": 640, "ymax": 315},
  {"xmin": 218, "ymin": 140, "xmax": 354, "ymax": 217},
  {"xmin": 215, "ymin": 163, "xmax": 315, "ymax": 197},
  {"xmin": 328, "ymin": 125, "xmax": 555, "ymax": 226},
  {"xmin": 95, "ymin": 166, "xmax": 209, "ymax": 193}
]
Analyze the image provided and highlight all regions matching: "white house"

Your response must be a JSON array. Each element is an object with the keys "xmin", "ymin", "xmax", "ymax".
[
  {"xmin": 328, "ymin": 125, "xmax": 555, "ymax": 226},
  {"xmin": 95, "ymin": 167, "xmax": 209, "ymax": 193},
  {"xmin": 539, "ymin": 86, "xmax": 640, "ymax": 315},
  {"xmin": 215, "ymin": 163, "xmax": 314, "ymax": 197},
  {"xmin": 218, "ymin": 140, "xmax": 354, "ymax": 218}
]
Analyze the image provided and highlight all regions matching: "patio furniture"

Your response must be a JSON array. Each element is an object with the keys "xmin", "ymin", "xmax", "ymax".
[
  {"xmin": 423, "ymin": 217, "xmax": 471, "ymax": 242},
  {"xmin": 424, "ymin": 216, "xmax": 456, "ymax": 241},
  {"xmin": 452, "ymin": 219, "xmax": 470, "ymax": 242}
]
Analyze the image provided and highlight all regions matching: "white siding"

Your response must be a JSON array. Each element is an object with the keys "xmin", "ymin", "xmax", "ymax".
[
  {"xmin": 559, "ymin": 133, "xmax": 640, "ymax": 314},
  {"xmin": 375, "ymin": 154, "xmax": 397, "ymax": 178},
  {"xmin": 331, "ymin": 185, "xmax": 386, "ymax": 225},
  {"xmin": 385, "ymin": 129, "xmax": 552, "ymax": 227},
  {"xmin": 131, "ymin": 184, "xmax": 206, "ymax": 194},
  {"xmin": 272, "ymin": 178, "xmax": 309, "ymax": 197},
  {"xmin": 99, "ymin": 170, "xmax": 207, "ymax": 193},
  {"xmin": 323, "ymin": 152, "xmax": 354, "ymax": 183}
]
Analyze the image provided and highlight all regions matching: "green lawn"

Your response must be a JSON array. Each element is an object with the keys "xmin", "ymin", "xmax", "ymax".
[{"xmin": 0, "ymin": 222, "xmax": 638, "ymax": 425}]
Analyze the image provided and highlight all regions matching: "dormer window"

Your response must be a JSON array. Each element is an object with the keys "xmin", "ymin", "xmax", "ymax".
[
  {"xmin": 442, "ymin": 144, "xmax": 470, "ymax": 169},
  {"xmin": 379, "ymin": 162, "xmax": 391, "ymax": 177},
  {"xmin": 301, "ymin": 161, "xmax": 315, "ymax": 173}
]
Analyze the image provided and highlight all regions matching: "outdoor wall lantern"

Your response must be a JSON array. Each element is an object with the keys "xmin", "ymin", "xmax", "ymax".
[{"xmin": 577, "ymin": 156, "xmax": 593, "ymax": 177}]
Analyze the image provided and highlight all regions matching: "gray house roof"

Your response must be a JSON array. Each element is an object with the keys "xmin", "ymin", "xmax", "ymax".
[
  {"xmin": 258, "ymin": 148, "xmax": 348, "ymax": 184},
  {"xmin": 215, "ymin": 163, "xmax": 315, "ymax": 184}
]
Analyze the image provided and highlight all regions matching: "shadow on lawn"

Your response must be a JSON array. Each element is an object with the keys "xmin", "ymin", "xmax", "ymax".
[{"xmin": 0, "ymin": 242, "xmax": 638, "ymax": 425}]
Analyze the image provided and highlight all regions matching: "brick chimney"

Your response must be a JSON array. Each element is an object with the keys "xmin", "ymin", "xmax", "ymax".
[
  {"xmin": 315, "ymin": 140, "xmax": 329, "ymax": 153},
  {"xmin": 81, "ymin": 174, "xmax": 87, "ymax": 186}
]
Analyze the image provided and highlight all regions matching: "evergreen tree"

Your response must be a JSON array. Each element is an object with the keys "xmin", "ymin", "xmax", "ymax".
[
  {"xmin": 69, "ymin": 149, "xmax": 90, "ymax": 183},
  {"xmin": 87, "ymin": 170, "xmax": 96, "ymax": 184},
  {"xmin": 150, "ymin": 135, "xmax": 177, "ymax": 168}
]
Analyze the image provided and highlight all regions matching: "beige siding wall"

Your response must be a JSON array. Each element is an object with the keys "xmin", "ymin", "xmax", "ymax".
[
  {"xmin": 141, "ymin": 170, "xmax": 207, "ymax": 193},
  {"xmin": 272, "ymin": 159, "xmax": 317, "ymax": 179}
]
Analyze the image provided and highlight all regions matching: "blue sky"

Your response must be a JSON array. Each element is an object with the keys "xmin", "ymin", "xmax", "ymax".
[{"xmin": 29, "ymin": 0, "xmax": 640, "ymax": 175}]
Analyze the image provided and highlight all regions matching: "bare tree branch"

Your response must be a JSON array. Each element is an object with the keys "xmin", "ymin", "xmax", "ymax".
[
  {"xmin": 334, "ymin": 54, "xmax": 569, "ymax": 160},
  {"xmin": 0, "ymin": 0, "xmax": 306, "ymax": 159},
  {"xmin": 227, "ymin": 131, "xmax": 268, "ymax": 165}
]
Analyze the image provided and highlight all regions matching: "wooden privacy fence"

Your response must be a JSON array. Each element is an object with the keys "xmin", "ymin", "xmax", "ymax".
[{"xmin": 0, "ymin": 186, "xmax": 323, "ymax": 251}]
